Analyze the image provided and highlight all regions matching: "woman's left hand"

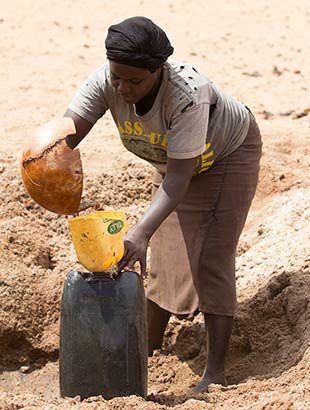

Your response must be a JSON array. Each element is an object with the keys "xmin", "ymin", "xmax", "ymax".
[{"xmin": 118, "ymin": 226, "xmax": 150, "ymax": 278}]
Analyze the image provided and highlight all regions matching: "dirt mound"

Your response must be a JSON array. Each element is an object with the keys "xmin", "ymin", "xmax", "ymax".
[
  {"xmin": 230, "ymin": 270, "xmax": 310, "ymax": 382},
  {"xmin": 0, "ymin": 152, "xmax": 309, "ymax": 409},
  {"xmin": 1, "ymin": 1, "xmax": 310, "ymax": 408},
  {"xmin": 0, "ymin": 155, "xmax": 152, "ymax": 368}
]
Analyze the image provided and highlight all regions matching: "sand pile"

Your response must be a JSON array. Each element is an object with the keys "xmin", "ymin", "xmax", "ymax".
[
  {"xmin": 0, "ymin": 150, "xmax": 309, "ymax": 409},
  {"xmin": 1, "ymin": 0, "xmax": 309, "ymax": 408}
]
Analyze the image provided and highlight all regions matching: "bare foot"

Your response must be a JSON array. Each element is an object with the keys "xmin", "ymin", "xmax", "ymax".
[{"xmin": 189, "ymin": 372, "xmax": 227, "ymax": 394}]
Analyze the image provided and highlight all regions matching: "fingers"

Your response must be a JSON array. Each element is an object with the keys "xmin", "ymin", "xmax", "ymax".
[
  {"xmin": 117, "ymin": 244, "xmax": 131, "ymax": 272},
  {"xmin": 117, "ymin": 254, "xmax": 147, "ymax": 279},
  {"xmin": 117, "ymin": 238, "xmax": 148, "ymax": 278},
  {"xmin": 117, "ymin": 251, "xmax": 135, "ymax": 272},
  {"xmin": 117, "ymin": 258, "xmax": 129, "ymax": 273},
  {"xmin": 139, "ymin": 257, "xmax": 147, "ymax": 279}
]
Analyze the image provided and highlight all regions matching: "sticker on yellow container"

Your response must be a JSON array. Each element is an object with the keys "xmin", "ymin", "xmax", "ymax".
[{"xmin": 68, "ymin": 211, "xmax": 128, "ymax": 272}]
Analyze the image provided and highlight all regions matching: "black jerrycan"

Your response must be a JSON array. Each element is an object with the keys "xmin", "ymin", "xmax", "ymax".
[{"xmin": 59, "ymin": 270, "xmax": 148, "ymax": 400}]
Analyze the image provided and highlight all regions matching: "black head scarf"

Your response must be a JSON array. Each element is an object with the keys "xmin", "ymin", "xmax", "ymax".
[{"xmin": 105, "ymin": 16, "xmax": 174, "ymax": 70}]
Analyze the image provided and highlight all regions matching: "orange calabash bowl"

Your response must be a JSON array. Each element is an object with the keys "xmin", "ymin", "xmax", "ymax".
[{"xmin": 20, "ymin": 117, "xmax": 83, "ymax": 215}]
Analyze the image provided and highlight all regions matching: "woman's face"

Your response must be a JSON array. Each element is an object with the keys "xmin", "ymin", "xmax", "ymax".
[{"xmin": 109, "ymin": 61, "xmax": 161, "ymax": 104}]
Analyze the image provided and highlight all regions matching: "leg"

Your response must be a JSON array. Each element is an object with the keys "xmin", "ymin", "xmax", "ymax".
[
  {"xmin": 147, "ymin": 299, "xmax": 171, "ymax": 356},
  {"xmin": 190, "ymin": 117, "xmax": 261, "ymax": 393},
  {"xmin": 191, "ymin": 313, "xmax": 233, "ymax": 393}
]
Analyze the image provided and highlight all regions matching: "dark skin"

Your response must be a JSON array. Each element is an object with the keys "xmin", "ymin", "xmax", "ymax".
[{"xmin": 64, "ymin": 61, "xmax": 232, "ymax": 393}]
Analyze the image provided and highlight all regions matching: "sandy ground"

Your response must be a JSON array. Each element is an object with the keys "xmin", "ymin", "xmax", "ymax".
[{"xmin": 0, "ymin": 0, "xmax": 310, "ymax": 409}]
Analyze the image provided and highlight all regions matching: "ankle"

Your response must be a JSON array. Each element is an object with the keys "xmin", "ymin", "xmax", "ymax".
[
  {"xmin": 205, "ymin": 356, "xmax": 225, "ymax": 374},
  {"xmin": 189, "ymin": 371, "xmax": 227, "ymax": 394},
  {"xmin": 203, "ymin": 366, "xmax": 226, "ymax": 380}
]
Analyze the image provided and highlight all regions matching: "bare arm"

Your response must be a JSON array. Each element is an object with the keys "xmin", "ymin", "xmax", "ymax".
[
  {"xmin": 118, "ymin": 156, "xmax": 197, "ymax": 275},
  {"xmin": 64, "ymin": 109, "xmax": 94, "ymax": 148},
  {"xmin": 134, "ymin": 157, "xmax": 197, "ymax": 237}
]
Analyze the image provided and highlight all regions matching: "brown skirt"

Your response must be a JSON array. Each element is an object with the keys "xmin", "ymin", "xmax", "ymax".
[{"xmin": 146, "ymin": 112, "xmax": 262, "ymax": 317}]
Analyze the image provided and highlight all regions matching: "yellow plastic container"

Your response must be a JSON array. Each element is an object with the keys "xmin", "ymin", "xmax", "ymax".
[{"xmin": 68, "ymin": 211, "xmax": 128, "ymax": 272}]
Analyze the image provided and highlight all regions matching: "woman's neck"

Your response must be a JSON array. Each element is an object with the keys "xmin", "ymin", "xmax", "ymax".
[{"xmin": 135, "ymin": 70, "xmax": 163, "ymax": 116}]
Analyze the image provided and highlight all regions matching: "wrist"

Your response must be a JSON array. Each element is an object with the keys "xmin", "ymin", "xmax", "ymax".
[{"xmin": 130, "ymin": 224, "xmax": 152, "ymax": 241}]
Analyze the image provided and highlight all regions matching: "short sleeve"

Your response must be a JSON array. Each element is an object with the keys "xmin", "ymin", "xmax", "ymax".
[
  {"xmin": 167, "ymin": 101, "xmax": 210, "ymax": 159},
  {"xmin": 68, "ymin": 65, "xmax": 110, "ymax": 125}
]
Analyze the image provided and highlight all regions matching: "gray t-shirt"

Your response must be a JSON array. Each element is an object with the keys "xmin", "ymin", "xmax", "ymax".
[{"xmin": 68, "ymin": 61, "xmax": 250, "ymax": 175}]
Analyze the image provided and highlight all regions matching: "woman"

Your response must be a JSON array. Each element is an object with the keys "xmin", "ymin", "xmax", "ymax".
[{"xmin": 64, "ymin": 16, "xmax": 262, "ymax": 392}]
